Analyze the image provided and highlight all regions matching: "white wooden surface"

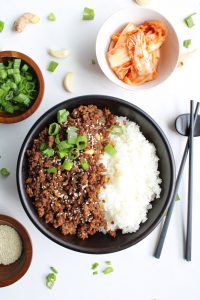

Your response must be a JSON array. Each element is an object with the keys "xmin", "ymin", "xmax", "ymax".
[{"xmin": 1, "ymin": 0, "xmax": 200, "ymax": 299}]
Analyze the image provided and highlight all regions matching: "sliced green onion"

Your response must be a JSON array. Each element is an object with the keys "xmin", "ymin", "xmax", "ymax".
[
  {"xmin": 82, "ymin": 7, "xmax": 95, "ymax": 20},
  {"xmin": 13, "ymin": 58, "xmax": 21, "ymax": 69},
  {"xmin": 57, "ymin": 109, "xmax": 69, "ymax": 124},
  {"xmin": 176, "ymin": 194, "xmax": 180, "ymax": 201},
  {"xmin": 14, "ymin": 93, "xmax": 30, "ymax": 106},
  {"xmin": 21, "ymin": 64, "xmax": 29, "ymax": 72},
  {"xmin": 108, "ymin": 125, "xmax": 123, "ymax": 136},
  {"xmin": 0, "ymin": 168, "xmax": 10, "ymax": 177},
  {"xmin": 46, "ymin": 273, "xmax": 56, "ymax": 289},
  {"xmin": 67, "ymin": 127, "xmax": 78, "ymax": 144},
  {"xmin": 184, "ymin": 13, "xmax": 196, "ymax": 28},
  {"xmin": 183, "ymin": 39, "xmax": 192, "ymax": 48},
  {"xmin": 47, "ymin": 167, "xmax": 57, "ymax": 174},
  {"xmin": 46, "ymin": 280, "xmax": 54, "ymax": 289},
  {"xmin": 39, "ymin": 143, "xmax": 48, "ymax": 151},
  {"xmin": 76, "ymin": 135, "xmax": 87, "ymax": 150},
  {"xmin": 91, "ymin": 59, "xmax": 96, "ymax": 65},
  {"xmin": 13, "ymin": 74, "xmax": 21, "ymax": 84},
  {"xmin": 105, "ymin": 261, "xmax": 112, "ymax": 265},
  {"xmin": 48, "ymin": 61, "xmax": 58, "ymax": 72},
  {"xmin": 57, "ymin": 140, "xmax": 72, "ymax": 152},
  {"xmin": 91, "ymin": 262, "xmax": 99, "ymax": 270},
  {"xmin": 80, "ymin": 159, "xmax": 89, "ymax": 171},
  {"xmin": 47, "ymin": 13, "xmax": 56, "ymax": 22},
  {"xmin": 104, "ymin": 143, "xmax": 116, "ymax": 156},
  {"xmin": 58, "ymin": 151, "xmax": 68, "ymax": 159},
  {"xmin": 102, "ymin": 267, "xmax": 114, "ymax": 274},
  {"xmin": 0, "ymin": 20, "xmax": 4, "ymax": 32},
  {"xmin": 48, "ymin": 123, "xmax": 60, "ymax": 135},
  {"xmin": 68, "ymin": 147, "xmax": 79, "ymax": 160},
  {"xmin": 55, "ymin": 134, "xmax": 61, "ymax": 145},
  {"xmin": 50, "ymin": 267, "xmax": 58, "ymax": 274},
  {"xmin": 62, "ymin": 160, "xmax": 73, "ymax": 171},
  {"xmin": 42, "ymin": 148, "xmax": 54, "ymax": 157},
  {"xmin": 93, "ymin": 271, "xmax": 98, "ymax": 275}
]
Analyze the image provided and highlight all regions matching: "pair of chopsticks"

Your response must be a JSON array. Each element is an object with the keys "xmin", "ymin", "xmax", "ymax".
[{"xmin": 154, "ymin": 100, "xmax": 199, "ymax": 261}]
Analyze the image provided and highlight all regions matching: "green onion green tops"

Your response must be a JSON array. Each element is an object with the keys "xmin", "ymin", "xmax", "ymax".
[
  {"xmin": 76, "ymin": 135, "xmax": 87, "ymax": 150},
  {"xmin": 104, "ymin": 143, "xmax": 117, "ymax": 156},
  {"xmin": 176, "ymin": 194, "xmax": 180, "ymax": 201},
  {"xmin": 57, "ymin": 109, "xmax": 69, "ymax": 124},
  {"xmin": 42, "ymin": 148, "xmax": 54, "ymax": 158},
  {"xmin": 82, "ymin": 7, "xmax": 95, "ymax": 20},
  {"xmin": 103, "ymin": 267, "xmax": 114, "ymax": 274},
  {"xmin": 50, "ymin": 266, "xmax": 58, "ymax": 274},
  {"xmin": 47, "ymin": 13, "xmax": 56, "ymax": 22},
  {"xmin": 0, "ymin": 168, "xmax": 10, "ymax": 177},
  {"xmin": 105, "ymin": 260, "xmax": 112, "ymax": 265},
  {"xmin": 0, "ymin": 20, "xmax": 4, "ymax": 32},
  {"xmin": 91, "ymin": 262, "xmax": 99, "ymax": 270},
  {"xmin": 39, "ymin": 143, "xmax": 48, "ymax": 151},
  {"xmin": 108, "ymin": 125, "xmax": 123, "ymax": 136},
  {"xmin": 48, "ymin": 61, "xmax": 58, "ymax": 72},
  {"xmin": 68, "ymin": 147, "xmax": 79, "ymax": 160},
  {"xmin": 47, "ymin": 167, "xmax": 57, "ymax": 174},
  {"xmin": 183, "ymin": 39, "xmax": 192, "ymax": 48},
  {"xmin": 184, "ymin": 13, "xmax": 196, "ymax": 28},
  {"xmin": 62, "ymin": 160, "xmax": 73, "ymax": 171},
  {"xmin": 67, "ymin": 127, "xmax": 78, "ymax": 144},
  {"xmin": 81, "ymin": 159, "xmax": 89, "ymax": 171},
  {"xmin": 46, "ymin": 273, "xmax": 56, "ymax": 289},
  {"xmin": 0, "ymin": 58, "xmax": 37, "ymax": 113},
  {"xmin": 48, "ymin": 123, "xmax": 60, "ymax": 135}
]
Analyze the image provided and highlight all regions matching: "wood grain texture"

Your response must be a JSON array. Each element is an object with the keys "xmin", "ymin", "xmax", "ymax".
[
  {"xmin": 0, "ymin": 214, "xmax": 32, "ymax": 287},
  {"xmin": 0, "ymin": 51, "xmax": 44, "ymax": 124}
]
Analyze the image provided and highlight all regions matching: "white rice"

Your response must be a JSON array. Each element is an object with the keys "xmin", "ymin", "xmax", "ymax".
[{"xmin": 99, "ymin": 117, "xmax": 162, "ymax": 234}]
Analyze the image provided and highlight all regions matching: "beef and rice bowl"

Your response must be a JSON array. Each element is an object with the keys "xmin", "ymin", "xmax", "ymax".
[{"xmin": 25, "ymin": 105, "xmax": 161, "ymax": 239}]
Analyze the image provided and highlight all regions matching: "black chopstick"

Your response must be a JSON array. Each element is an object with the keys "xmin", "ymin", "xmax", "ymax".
[
  {"xmin": 185, "ymin": 100, "xmax": 194, "ymax": 261},
  {"xmin": 154, "ymin": 101, "xmax": 200, "ymax": 259}
]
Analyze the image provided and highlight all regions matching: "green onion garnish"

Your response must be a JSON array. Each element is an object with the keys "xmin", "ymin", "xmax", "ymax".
[
  {"xmin": 183, "ymin": 39, "xmax": 192, "ymax": 48},
  {"xmin": 55, "ymin": 134, "xmax": 61, "ymax": 145},
  {"xmin": 0, "ymin": 168, "xmax": 10, "ymax": 177},
  {"xmin": 62, "ymin": 160, "xmax": 73, "ymax": 171},
  {"xmin": 76, "ymin": 135, "xmax": 87, "ymax": 150},
  {"xmin": 47, "ymin": 167, "xmax": 57, "ymax": 174},
  {"xmin": 68, "ymin": 147, "xmax": 79, "ymax": 160},
  {"xmin": 46, "ymin": 273, "xmax": 56, "ymax": 289},
  {"xmin": 102, "ymin": 267, "xmax": 114, "ymax": 274},
  {"xmin": 0, "ymin": 58, "xmax": 37, "ymax": 113},
  {"xmin": 57, "ymin": 109, "xmax": 69, "ymax": 124},
  {"xmin": 42, "ymin": 148, "xmax": 54, "ymax": 158},
  {"xmin": 91, "ymin": 262, "xmax": 99, "ymax": 270},
  {"xmin": 39, "ymin": 143, "xmax": 48, "ymax": 151},
  {"xmin": 57, "ymin": 140, "xmax": 72, "ymax": 152},
  {"xmin": 82, "ymin": 7, "xmax": 95, "ymax": 20},
  {"xmin": 67, "ymin": 127, "xmax": 78, "ymax": 144},
  {"xmin": 108, "ymin": 125, "xmax": 123, "ymax": 136},
  {"xmin": 91, "ymin": 59, "xmax": 96, "ymax": 65},
  {"xmin": 105, "ymin": 261, "xmax": 112, "ymax": 265},
  {"xmin": 47, "ymin": 13, "xmax": 56, "ymax": 22},
  {"xmin": 80, "ymin": 159, "xmax": 89, "ymax": 171},
  {"xmin": 0, "ymin": 20, "xmax": 4, "ymax": 32},
  {"xmin": 93, "ymin": 271, "xmax": 98, "ymax": 275},
  {"xmin": 104, "ymin": 143, "xmax": 117, "ymax": 156},
  {"xmin": 48, "ymin": 61, "xmax": 58, "ymax": 72},
  {"xmin": 48, "ymin": 122, "xmax": 60, "ymax": 136},
  {"xmin": 176, "ymin": 194, "xmax": 180, "ymax": 201},
  {"xmin": 184, "ymin": 13, "xmax": 196, "ymax": 28},
  {"xmin": 58, "ymin": 151, "xmax": 68, "ymax": 159},
  {"xmin": 50, "ymin": 266, "xmax": 58, "ymax": 274}
]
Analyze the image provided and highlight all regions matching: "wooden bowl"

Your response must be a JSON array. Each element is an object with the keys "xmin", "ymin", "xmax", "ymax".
[
  {"xmin": 0, "ymin": 51, "xmax": 44, "ymax": 124},
  {"xmin": 0, "ymin": 214, "xmax": 32, "ymax": 287}
]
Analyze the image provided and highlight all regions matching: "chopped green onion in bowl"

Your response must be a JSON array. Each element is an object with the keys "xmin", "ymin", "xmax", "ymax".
[
  {"xmin": 57, "ymin": 109, "xmax": 69, "ymax": 124},
  {"xmin": 76, "ymin": 135, "xmax": 87, "ymax": 150},
  {"xmin": 0, "ymin": 58, "xmax": 38, "ymax": 113},
  {"xmin": 81, "ymin": 159, "xmax": 89, "ymax": 170},
  {"xmin": 62, "ymin": 160, "xmax": 73, "ymax": 171},
  {"xmin": 48, "ymin": 122, "xmax": 60, "ymax": 135},
  {"xmin": 47, "ymin": 167, "xmax": 57, "ymax": 174},
  {"xmin": 42, "ymin": 148, "xmax": 54, "ymax": 158},
  {"xmin": 67, "ymin": 127, "xmax": 78, "ymax": 144},
  {"xmin": 0, "ymin": 20, "xmax": 4, "ymax": 32}
]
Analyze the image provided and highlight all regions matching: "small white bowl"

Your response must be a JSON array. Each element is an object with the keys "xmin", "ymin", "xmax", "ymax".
[{"xmin": 96, "ymin": 6, "xmax": 180, "ymax": 91}]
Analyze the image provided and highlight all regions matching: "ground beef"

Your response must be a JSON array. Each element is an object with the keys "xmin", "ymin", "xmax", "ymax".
[{"xmin": 25, "ymin": 105, "xmax": 117, "ymax": 239}]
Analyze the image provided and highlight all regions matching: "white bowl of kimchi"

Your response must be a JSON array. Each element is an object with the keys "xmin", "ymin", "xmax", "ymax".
[{"xmin": 96, "ymin": 6, "xmax": 180, "ymax": 90}]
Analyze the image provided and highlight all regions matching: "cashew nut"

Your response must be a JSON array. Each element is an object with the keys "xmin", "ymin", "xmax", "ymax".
[
  {"xmin": 14, "ymin": 13, "xmax": 40, "ymax": 33},
  {"xmin": 63, "ymin": 72, "xmax": 73, "ymax": 92},
  {"xmin": 48, "ymin": 49, "xmax": 70, "ymax": 59}
]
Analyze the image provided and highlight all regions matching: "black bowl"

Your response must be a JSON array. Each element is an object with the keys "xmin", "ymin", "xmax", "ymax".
[{"xmin": 17, "ymin": 95, "xmax": 175, "ymax": 254}]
